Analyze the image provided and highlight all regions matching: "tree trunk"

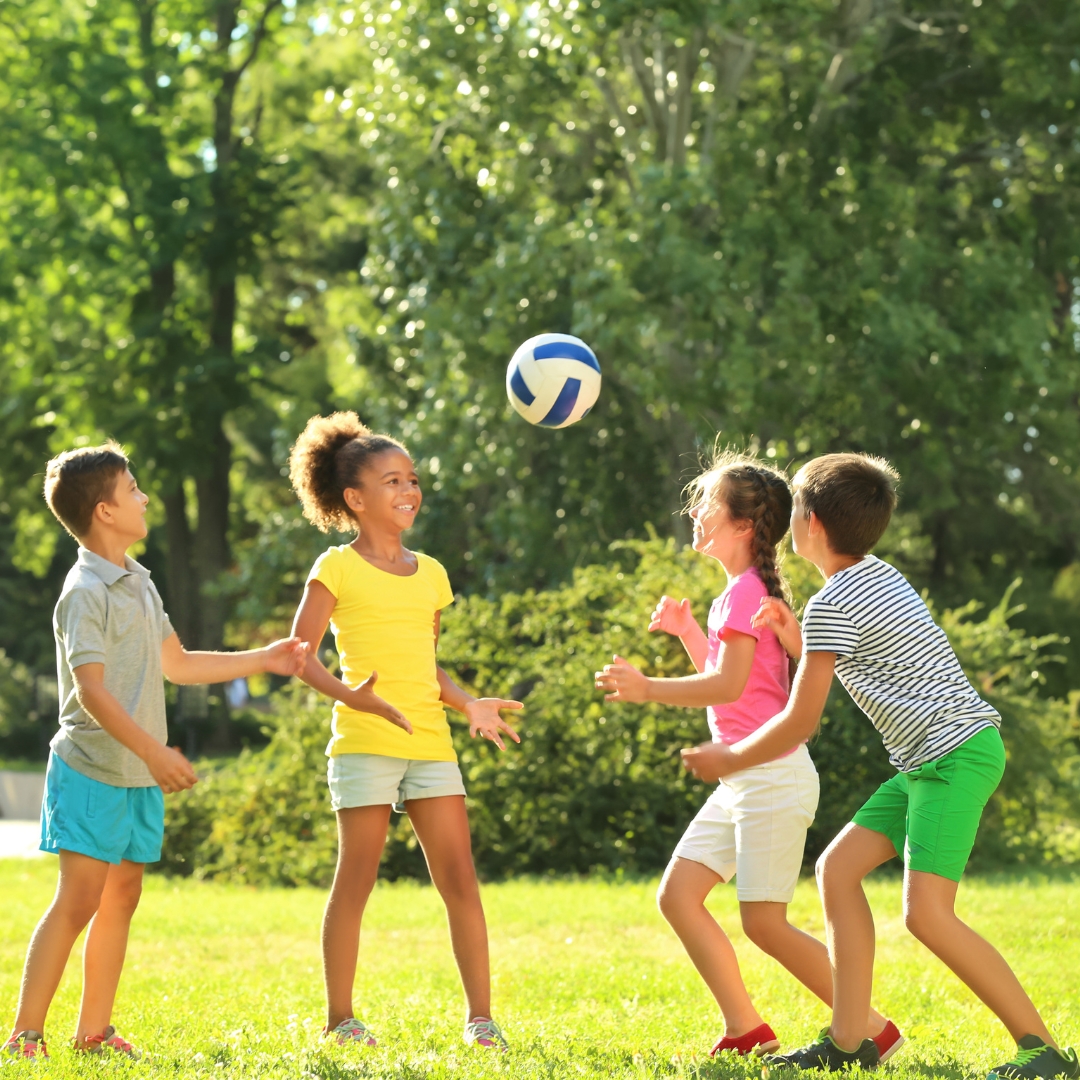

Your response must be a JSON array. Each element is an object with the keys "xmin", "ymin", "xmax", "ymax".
[{"xmin": 161, "ymin": 486, "xmax": 197, "ymax": 647}]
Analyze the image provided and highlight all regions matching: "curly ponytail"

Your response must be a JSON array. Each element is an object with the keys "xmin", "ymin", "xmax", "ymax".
[
  {"xmin": 684, "ymin": 449, "xmax": 793, "ymax": 602},
  {"xmin": 289, "ymin": 411, "xmax": 407, "ymax": 533}
]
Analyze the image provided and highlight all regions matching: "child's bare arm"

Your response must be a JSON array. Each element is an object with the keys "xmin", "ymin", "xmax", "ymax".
[
  {"xmin": 161, "ymin": 633, "xmax": 308, "ymax": 685},
  {"xmin": 71, "ymin": 664, "xmax": 197, "ymax": 793},
  {"xmin": 649, "ymin": 595, "xmax": 708, "ymax": 671},
  {"xmin": 291, "ymin": 580, "xmax": 412, "ymax": 733},
  {"xmin": 433, "ymin": 613, "xmax": 523, "ymax": 751},
  {"xmin": 751, "ymin": 597, "xmax": 803, "ymax": 660},
  {"xmin": 595, "ymin": 629, "xmax": 756, "ymax": 707},
  {"xmin": 680, "ymin": 651, "xmax": 836, "ymax": 781}
]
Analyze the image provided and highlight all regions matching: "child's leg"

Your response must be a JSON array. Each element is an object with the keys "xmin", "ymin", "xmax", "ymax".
[
  {"xmin": 323, "ymin": 805, "xmax": 392, "ymax": 1030},
  {"xmin": 815, "ymin": 823, "xmax": 898, "ymax": 1051},
  {"xmin": 11, "ymin": 850, "xmax": 111, "ymax": 1036},
  {"xmin": 74, "ymin": 859, "xmax": 145, "ymax": 1043},
  {"xmin": 406, "ymin": 795, "xmax": 490, "ymax": 1021},
  {"xmin": 657, "ymin": 857, "xmax": 764, "ymax": 1037},
  {"xmin": 738, "ymin": 901, "xmax": 887, "ymax": 1038},
  {"xmin": 903, "ymin": 870, "xmax": 1054, "ymax": 1045}
]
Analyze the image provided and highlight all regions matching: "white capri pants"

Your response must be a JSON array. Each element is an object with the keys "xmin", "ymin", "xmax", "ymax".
[{"xmin": 672, "ymin": 742, "xmax": 819, "ymax": 903}]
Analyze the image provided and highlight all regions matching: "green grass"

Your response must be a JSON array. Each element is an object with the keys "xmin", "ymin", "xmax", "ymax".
[{"xmin": 2, "ymin": 861, "xmax": 1078, "ymax": 1078}]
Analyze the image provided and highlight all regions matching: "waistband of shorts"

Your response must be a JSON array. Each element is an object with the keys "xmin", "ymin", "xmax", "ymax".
[{"xmin": 723, "ymin": 741, "xmax": 815, "ymax": 778}]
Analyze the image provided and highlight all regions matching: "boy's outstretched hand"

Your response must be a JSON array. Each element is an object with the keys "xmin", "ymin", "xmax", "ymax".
[
  {"xmin": 595, "ymin": 655, "xmax": 650, "ymax": 702},
  {"xmin": 261, "ymin": 636, "xmax": 310, "ymax": 677},
  {"xmin": 751, "ymin": 597, "xmax": 803, "ymax": 660},
  {"xmin": 649, "ymin": 596, "xmax": 696, "ymax": 638},
  {"xmin": 465, "ymin": 698, "xmax": 524, "ymax": 751},
  {"xmin": 351, "ymin": 670, "xmax": 413, "ymax": 734},
  {"xmin": 680, "ymin": 741, "xmax": 736, "ymax": 783}
]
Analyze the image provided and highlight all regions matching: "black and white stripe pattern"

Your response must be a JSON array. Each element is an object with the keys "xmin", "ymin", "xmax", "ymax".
[{"xmin": 803, "ymin": 556, "xmax": 1000, "ymax": 772}]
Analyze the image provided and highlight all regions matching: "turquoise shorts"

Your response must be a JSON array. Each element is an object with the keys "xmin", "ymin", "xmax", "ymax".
[
  {"xmin": 327, "ymin": 753, "xmax": 466, "ymax": 812},
  {"xmin": 852, "ymin": 726, "xmax": 1005, "ymax": 882},
  {"xmin": 40, "ymin": 752, "xmax": 165, "ymax": 865}
]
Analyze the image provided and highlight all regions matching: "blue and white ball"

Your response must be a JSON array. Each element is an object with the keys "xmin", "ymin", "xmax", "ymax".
[{"xmin": 506, "ymin": 333, "xmax": 601, "ymax": 428}]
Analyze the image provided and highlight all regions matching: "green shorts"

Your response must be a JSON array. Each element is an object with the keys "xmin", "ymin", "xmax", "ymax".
[{"xmin": 852, "ymin": 726, "xmax": 1005, "ymax": 882}]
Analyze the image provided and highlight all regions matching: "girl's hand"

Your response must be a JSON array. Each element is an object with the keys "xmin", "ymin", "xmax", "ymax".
[
  {"xmin": 751, "ymin": 597, "xmax": 803, "ymax": 659},
  {"xmin": 594, "ymin": 655, "xmax": 651, "ymax": 703},
  {"xmin": 261, "ymin": 637, "xmax": 310, "ymax": 678},
  {"xmin": 350, "ymin": 671, "xmax": 413, "ymax": 734},
  {"xmin": 680, "ymin": 741, "xmax": 737, "ymax": 783},
  {"xmin": 464, "ymin": 698, "xmax": 524, "ymax": 751},
  {"xmin": 648, "ymin": 596, "xmax": 697, "ymax": 638}
]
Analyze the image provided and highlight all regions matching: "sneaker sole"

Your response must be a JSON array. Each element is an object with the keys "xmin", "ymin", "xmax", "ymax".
[{"xmin": 879, "ymin": 1036, "xmax": 906, "ymax": 1064}]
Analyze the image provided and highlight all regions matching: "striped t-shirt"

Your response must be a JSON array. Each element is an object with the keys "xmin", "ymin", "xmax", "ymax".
[{"xmin": 802, "ymin": 555, "xmax": 999, "ymax": 772}]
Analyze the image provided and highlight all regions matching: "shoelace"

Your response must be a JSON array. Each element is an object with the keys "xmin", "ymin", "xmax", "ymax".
[
  {"xmin": 4, "ymin": 1032, "xmax": 47, "ymax": 1059},
  {"xmin": 1006, "ymin": 1047, "xmax": 1048, "ymax": 1068},
  {"xmin": 467, "ymin": 1018, "xmax": 507, "ymax": 1048},
  {"xmin": 328, "ymin": 1018, "xmax": 376, "ymax": 1045}
]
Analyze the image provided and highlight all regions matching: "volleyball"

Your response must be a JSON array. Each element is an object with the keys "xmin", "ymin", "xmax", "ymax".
[{"xmin": 506, "ymin": 333, "xmax": 601, "ymax": 429}]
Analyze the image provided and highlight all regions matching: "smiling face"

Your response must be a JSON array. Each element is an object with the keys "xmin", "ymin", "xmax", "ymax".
[
  {"xmin": 688, "ymin": 491, "xmax": 753, "ymax": 569},
  {"xmin": 97, "ymin": 468, "xmax": 150, "ymax": 543},
  {"xmin": 343, "ymin": 448, "xmax": 421, "ymax": 532}
]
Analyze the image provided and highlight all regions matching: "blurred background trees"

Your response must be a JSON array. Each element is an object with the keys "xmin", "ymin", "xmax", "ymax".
[{"xmin": 1, "ymin": 0, "xmax": 1079, "ymax": 862}]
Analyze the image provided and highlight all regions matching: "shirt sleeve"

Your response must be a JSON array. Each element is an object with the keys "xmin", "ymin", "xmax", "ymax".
[
  {"xmin": 802, "ymin": 596, "xmax": 860, "ymax": 658},
  {"xmin": 308, "ymin": 547, "xmax": 344, "ymax": 599},
  {"xmin": 431, "ymin": 559, "xmax": 455, "ymax": 610},
  {"xmin": 57, "ymin": 585, "xmax": 108, "ymax": 669},
  {"xmin": 717, "ymin": 574, "xmax": 766, "ymax": 640},
  {"xmin": 148, "ymin": 580, "xmax": 175, "ymax": 642}
]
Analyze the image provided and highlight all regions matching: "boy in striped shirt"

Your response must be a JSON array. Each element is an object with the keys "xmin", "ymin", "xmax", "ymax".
[{"xmin": 680, "ymin": 453, "xmax": 1075, "ymax": 1079}]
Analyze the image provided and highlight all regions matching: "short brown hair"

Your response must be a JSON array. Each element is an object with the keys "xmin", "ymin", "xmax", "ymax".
[
  {"xmin": 794, "ymin": 453, "xmax": 899, "ymax": 557},
  {"xmin": 44, "ymin": 441, "xmax": 130, "ymax": 539},
  {"xmin": 289, "ymin": 412, "xmax": 408, "ymax": 533}
]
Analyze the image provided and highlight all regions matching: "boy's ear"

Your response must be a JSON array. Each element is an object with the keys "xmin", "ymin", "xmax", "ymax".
[{"xmin": 807, "ymin": 511, "xmax": 834, "ymax": 551}]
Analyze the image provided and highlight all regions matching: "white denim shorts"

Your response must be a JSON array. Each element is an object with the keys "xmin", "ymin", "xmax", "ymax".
[
  {"xmin": 327, "ymin": 753, "xmax": 466, "ymax": 812},
  {"xmin": 672, "ymin": 742, "xmax": 819, "ymax": 903}
]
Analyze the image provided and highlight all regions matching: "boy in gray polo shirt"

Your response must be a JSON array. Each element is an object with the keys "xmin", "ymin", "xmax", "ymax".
[{"xmin": 4, "ymin": 443, "xmax": 308, "ymax": 1062}]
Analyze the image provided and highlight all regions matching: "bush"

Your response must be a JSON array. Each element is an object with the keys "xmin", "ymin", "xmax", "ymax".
[{"xmin": 159, "ymin": 540, "xmax": 1080, "ymax": 884}]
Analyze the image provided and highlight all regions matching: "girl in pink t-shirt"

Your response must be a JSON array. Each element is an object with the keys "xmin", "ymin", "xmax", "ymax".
[{"xmin": 596, "ymin": 452, "xmax": 899, "ymax": 1061}]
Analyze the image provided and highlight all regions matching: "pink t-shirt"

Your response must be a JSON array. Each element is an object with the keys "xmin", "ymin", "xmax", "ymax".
[{"xmin": 706, "ymin": 568, "xmax": 792, "ymax": 748}]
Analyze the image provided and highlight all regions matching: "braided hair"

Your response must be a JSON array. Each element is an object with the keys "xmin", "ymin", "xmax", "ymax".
[
  {"xmin": 684, "ymin": 450, "xmax": 793, "ymax": 603},
  {"xmin": 289, "ymin": 411, "xmax": 408, "ymax": 533}
]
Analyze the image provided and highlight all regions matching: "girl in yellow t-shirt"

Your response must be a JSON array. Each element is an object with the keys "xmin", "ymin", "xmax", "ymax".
[{"xmin": 288, "ymin": 411, "xmax": 522, "ymax": 1052}]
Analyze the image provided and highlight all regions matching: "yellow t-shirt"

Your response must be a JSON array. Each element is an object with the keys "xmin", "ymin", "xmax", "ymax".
[{"xmin": 308, "ymin": 545, "xmax": 456, "ymax": 760}]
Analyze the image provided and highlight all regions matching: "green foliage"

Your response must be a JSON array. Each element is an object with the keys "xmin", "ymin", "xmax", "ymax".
[
  {"xmin": 0, "ymin": 650, "xmax": 36, "ymax": 751},
  {"xmin": 161, "ymin": 541, "xmax": 1080, "ymax": 885}
]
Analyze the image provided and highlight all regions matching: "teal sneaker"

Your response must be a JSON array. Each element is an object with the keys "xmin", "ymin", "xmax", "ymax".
[
  {"xmin": 763, "ymin": 1030, "xmax": 880, "ymax": 1072},
  {"xmin": 988, "ymin": 1036, "xmax": 1080, "ymax": 1080},
  {"xmin": 324, "ymin": 1017, "xmax": 377, "ymax": 1047},
  {"xmin": 464, "ymin": 1017, "xmax": 508, "ymax": 1051}
]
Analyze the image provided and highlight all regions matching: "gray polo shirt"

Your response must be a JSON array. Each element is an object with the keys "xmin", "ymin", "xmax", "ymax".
[{"xmin": 51, "ymin": 548, "xmax": 175, "ymax": 787}]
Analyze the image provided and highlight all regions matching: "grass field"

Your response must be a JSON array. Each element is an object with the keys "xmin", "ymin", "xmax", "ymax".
[{"xmin": 2, "ymin": 860, "xmax": 1078, "ymax": 1078}]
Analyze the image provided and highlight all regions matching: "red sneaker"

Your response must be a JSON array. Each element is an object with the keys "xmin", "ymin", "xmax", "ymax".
[
  {"xmin": 874, "ymin": 1019, "xmax": 906, "ymax": 1063},
  {"xmin": 711, "ymin": 1022, "xmax": 781, "ymax": 1057},
  {"xmin": 3, "ymin": 1030, "xmax": 49, "ymax": 1061},
  {"xmin": 76, "ymin": 1025, "xmax": 144, "ymax": 1059}
]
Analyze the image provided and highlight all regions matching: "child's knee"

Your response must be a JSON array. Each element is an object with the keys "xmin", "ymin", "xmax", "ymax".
[
  {"xmin": 110, "ymin": 875, "xmax": 144, "ymax": 917},
  {"xmin": 52, "ymin": 890, "xmax": 100, "ymax": 930},
  {"xmin": 655, "ymin": 876, "xmax": 678, "ymax": 920},
  {"xmin": 432, "ymin": 858, "xmax": 480, "ymax": 906},
  {"xmin": 739, "ymin": 905, "xmax": 780, "ymax": 951},
  {"xmin": 902, "ymin": 894, "xmax": 945, "ymax": 944},
  {"xmin": 656, "ymin": 876, "xmax": 697, "ymax": 926}
]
